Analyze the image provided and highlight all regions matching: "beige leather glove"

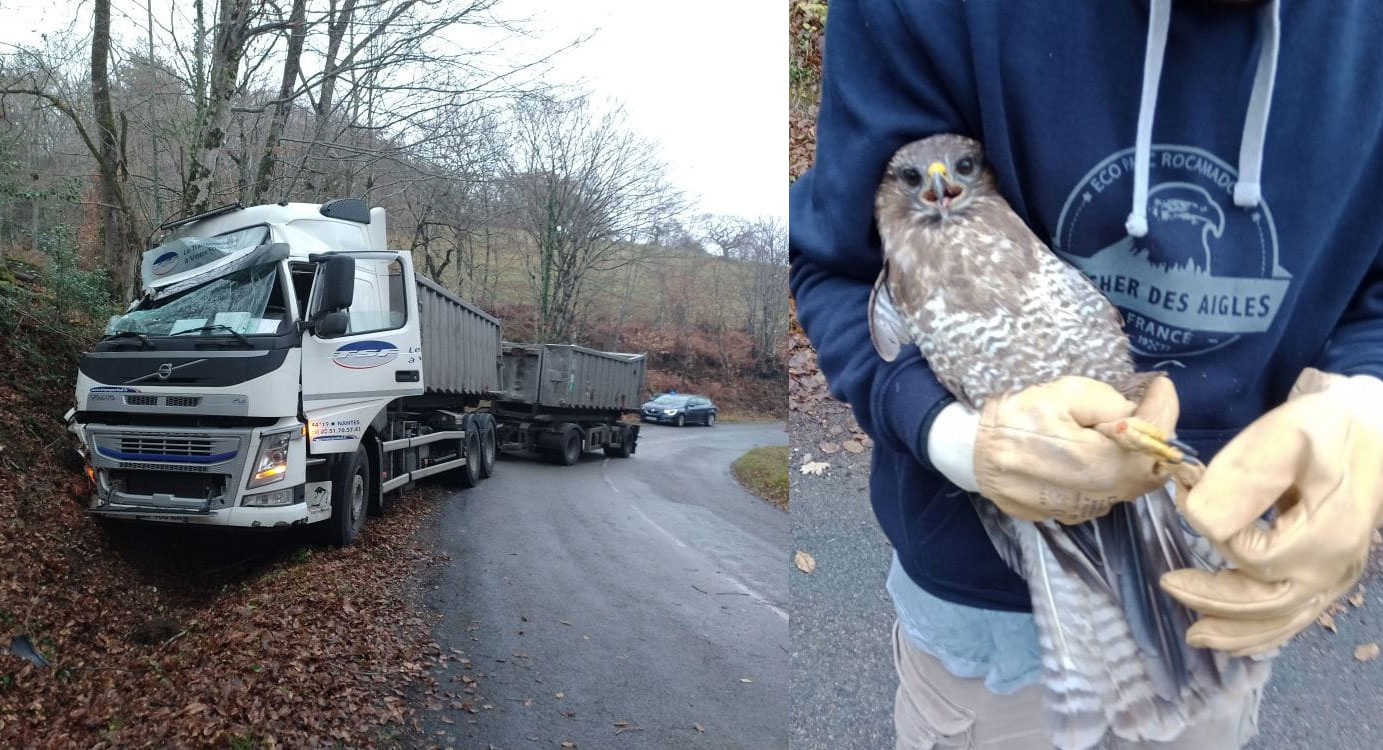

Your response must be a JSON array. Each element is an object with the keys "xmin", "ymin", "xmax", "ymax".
[
  {"xmin": 974, "ymin": 376, "xmax": 1179, "ymax": 525},
  {"xmin": 1160, "ymin": 368, "xmax": 1383, "ymax": 656}
]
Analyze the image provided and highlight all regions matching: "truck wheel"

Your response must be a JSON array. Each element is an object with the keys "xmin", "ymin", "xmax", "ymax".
[
  {"xmin": 446, "ymin": 431, "xmax": 482, "ymax": 488},
  {"xmin": 676, "ymin": 414, "xmax": 686, "ymax": 427},
  {"xmin": 323, "ymin": 446, "xmax": 368, "ymax": 548},
  {"xmin": 478, "ymin": 415, "xmax": 497, "ymax": 478}
]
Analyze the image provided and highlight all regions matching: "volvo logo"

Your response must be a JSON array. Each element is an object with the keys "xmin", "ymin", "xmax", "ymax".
[{"xmin": 124, "ymin": 358, "xmax": 206, "ymax": 385}]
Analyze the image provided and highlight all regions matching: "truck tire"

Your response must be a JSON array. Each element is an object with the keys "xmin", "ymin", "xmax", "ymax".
[
  {"xmin": 322, "ymin": 446, "xmax": 369, "ymax": 548},
  {"xmin": 445, "ymin": 431, "xmax": 482, "ymax": 488},
  {"xmin": 478, "ymin": 415, "xmax": 497, "ymax": 478},
  {"xmin": 545, "ymin": 423, "xmax": 582, "ymax": 466}
]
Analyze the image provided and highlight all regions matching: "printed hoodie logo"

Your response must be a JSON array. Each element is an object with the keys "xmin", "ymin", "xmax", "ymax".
[
  {"xmin": 1053, "ymin": 145, "xmax": 1290, "ymax": 359},
  {"xmin": 332, "ymin": 340, "xmax": 399, "ymax": 369}
]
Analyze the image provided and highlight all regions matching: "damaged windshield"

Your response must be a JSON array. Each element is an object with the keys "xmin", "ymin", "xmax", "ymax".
[{"xmin": 106, "ymin": 262, "xmax": 288, "ymax": 338}]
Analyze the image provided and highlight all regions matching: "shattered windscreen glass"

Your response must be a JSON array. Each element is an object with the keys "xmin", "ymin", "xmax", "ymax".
[
  {"xmin": 107, "ymin": 262, "xmax": 284, "ymax": 337},
  {"xmin": 140, "ymin": 225, "xmax": 269, "ymax": 285}
]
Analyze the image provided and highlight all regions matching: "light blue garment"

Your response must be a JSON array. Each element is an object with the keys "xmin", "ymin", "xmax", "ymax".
[{"xmin": 887, "ymin": 552, "xmax": 1042, "ymax": 695}]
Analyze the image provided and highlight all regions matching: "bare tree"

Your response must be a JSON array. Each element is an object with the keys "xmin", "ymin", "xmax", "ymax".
[
  {"xmin": 704, "ymin": 215, "xmax": 789, "ymax": 376},
  {"xmin": 505, "ymin": 95, "xmax": 683, "ymax": 343}
]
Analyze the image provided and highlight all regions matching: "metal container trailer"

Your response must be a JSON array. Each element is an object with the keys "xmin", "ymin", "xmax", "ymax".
[
  {"xmin": 492, "ymin": 342, "xmax": 645, "ymax": 465},
  {"xmin": 496, "ymin": 342, "xmax": 644, "ymax": 412},
  {"xmin": 415, "ymin": 275, "xmax": 502, "ymax": 397}
]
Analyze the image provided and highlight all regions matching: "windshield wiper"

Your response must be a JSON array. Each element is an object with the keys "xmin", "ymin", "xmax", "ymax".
[
  {"xmin": 170, "ymin": 324, "xmax": 253, "ymax": 346},
  {"xmin": 103, "ymin": 331, "xmax": 155, "ymax": 350}
]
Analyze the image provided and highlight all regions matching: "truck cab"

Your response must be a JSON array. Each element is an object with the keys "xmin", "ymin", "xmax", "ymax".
[{"xmin": 67, "ymin": 199, "xmax": 494, "ymax": 545}]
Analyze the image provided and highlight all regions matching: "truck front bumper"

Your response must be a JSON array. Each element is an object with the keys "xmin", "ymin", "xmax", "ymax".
[{"xmin": 77, "ymin": 420, "xmax": 309, "ymax": 527}]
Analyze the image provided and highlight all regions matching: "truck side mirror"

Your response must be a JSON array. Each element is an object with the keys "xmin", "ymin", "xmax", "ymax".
[
  {"xmin": 315, "ymin": 310, "xmax": 350, "ymax": 338},
  {"xmin": 317, "ymin": 255, "xmax": 356, "ymax": 313}
]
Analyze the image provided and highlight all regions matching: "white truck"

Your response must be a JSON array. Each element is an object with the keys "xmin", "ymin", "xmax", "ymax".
[{"xmin": 66, "ymin": 199, "xmax": 502, "ymax": 546}]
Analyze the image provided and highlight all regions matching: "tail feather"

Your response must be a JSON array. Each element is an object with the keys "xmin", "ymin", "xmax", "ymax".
[{"xmin": 971, "ymin": 486, "xmax": 1272, "ymax": 750}]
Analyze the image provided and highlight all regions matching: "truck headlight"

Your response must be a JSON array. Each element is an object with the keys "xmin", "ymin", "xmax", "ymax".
[{"xmin": 248, "ymin": 431, "xmax": 292, "ymax": 488}]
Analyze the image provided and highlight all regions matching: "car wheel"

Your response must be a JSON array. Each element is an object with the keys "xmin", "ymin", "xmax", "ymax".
[
  {"xmin": 676, "ymin": 414, "xmax": 685, "ymax": 427},
  {"xmin": 706, "ymin": 413, "xmax": 715, "ymax": 427}
]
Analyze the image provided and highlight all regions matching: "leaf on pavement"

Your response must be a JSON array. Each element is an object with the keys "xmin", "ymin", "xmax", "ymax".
[
  {"xmin": 1354, "ymin": 642, "xmax": 1379, "ymax": 662},
  {"xmin": 694, "ymin": 722, "xmax": 705, "ymax": 733},
  {"xmin": 842, "ymin": 440, "xmax": 864, "ymax": 454},
  {"xmin": 800, "ymin": 461, "xmax": 828, "ymax": 476},
  {"xmin": 1350, "ymin": 587, "xmax": 1366, "ymax": 608},
  {"xmin": 818, "ymin": 441, "xmax": 839, "ymax": 454},
  {"xmin": 794, "ymin": 551, "xmax": 817, "ymax": 575}
]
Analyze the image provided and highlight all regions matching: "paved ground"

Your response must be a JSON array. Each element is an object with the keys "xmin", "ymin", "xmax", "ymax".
[
  {"xmin": 789, "ymin": 400, "xmax": 1383, "ymax": 750},
  {"xmin": 411, "ymin": 421, "xmax": 788, "ymax": 749}
]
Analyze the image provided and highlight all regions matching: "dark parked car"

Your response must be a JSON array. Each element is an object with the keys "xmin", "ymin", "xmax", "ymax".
[{"xmin": 640, "ymin": 394, "xmax": 717, "ymax": 427}]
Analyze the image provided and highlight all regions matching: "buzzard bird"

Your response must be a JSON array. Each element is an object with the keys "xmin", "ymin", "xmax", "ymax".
[{"xmin": 870, "ymin": 134, "xmax": 1270, "ymax": 749}]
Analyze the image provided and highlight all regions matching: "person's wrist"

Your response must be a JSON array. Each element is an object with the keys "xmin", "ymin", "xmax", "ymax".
[{"xmin": 926, "ymin": 400, "xmax": 981, "ymax": 492}]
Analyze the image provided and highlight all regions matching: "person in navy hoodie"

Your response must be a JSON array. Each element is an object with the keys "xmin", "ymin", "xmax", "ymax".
[{"xmin": 790, "ymin": 0, "xmax": 1383, "ymax": 747}]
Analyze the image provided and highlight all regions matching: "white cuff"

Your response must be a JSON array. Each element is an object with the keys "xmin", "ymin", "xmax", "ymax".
[
  {"xmin": 1328, "ymin": 374, "xmax": 1383, "ymax": 422},
  {"xmin": 926, "ymin": 401, "xmax": 981, "ymax": 492}
]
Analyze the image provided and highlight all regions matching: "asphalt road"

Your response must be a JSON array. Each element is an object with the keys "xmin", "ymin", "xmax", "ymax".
[
  {"xmin": 413, "ymin": 421, "xmax": 788, "ymax": 749},
  {"xmin": 789, "ymin": 401, "xmax": 1383, "ymax": 750}
]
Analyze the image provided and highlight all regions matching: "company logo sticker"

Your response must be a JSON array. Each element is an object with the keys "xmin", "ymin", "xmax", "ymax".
[
  {"xmin": 331, "ymin": 340, "xmax": 399, "ymax": 369},
  {"xmin": 151, "ymin": 250, "xmax": 180, "ymax": 276}
]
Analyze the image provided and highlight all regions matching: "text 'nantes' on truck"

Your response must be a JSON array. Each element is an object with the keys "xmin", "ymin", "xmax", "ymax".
[
  {"xmin": 492, "ymin": 342, "xmax": 645, "ymax": 465},
  {"xmin": 66, "ymin": 199, "xmax": 500, "ymax": 546}
]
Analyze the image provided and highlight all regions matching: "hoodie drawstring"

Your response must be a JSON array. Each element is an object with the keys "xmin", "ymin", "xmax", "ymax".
[{"xmin": 1126, "ymin": 0, "xmax": 1281, "ymax": 238}]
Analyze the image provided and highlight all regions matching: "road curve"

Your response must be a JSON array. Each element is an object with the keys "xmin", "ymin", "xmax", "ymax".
[{"xmin": 414, "ymin": 421, "xmax": 788, "ymax": 749}]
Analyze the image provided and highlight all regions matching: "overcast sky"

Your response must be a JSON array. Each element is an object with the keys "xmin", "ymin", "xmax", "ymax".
[{"xmin": 1, "ymin": 0, "xmax": 785, "ymax": 223}]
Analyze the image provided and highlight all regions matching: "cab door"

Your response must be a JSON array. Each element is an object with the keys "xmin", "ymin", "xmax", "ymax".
[{"xmin": 299, "ymin": 252, "xmax": 423, "ymax": 454}]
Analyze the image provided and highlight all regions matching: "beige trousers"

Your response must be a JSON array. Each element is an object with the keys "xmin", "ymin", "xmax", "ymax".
[{"xmin": 892, "ymin": 621, "xmax": 1260, "ymax": 750}]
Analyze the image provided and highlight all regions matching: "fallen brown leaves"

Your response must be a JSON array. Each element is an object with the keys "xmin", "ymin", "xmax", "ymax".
[{"xmin": 0, "ymin": 373, "xmax": 452, "ymax": 748}]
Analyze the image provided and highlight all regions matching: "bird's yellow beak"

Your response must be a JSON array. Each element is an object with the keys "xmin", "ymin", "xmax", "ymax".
[{"xmin": 927, "ymin": 162, "xmax": 951, "ymax": 210}]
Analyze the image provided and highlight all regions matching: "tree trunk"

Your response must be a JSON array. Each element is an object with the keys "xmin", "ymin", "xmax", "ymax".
[
  {"xmin": 91, "ymin": 0, "xmax": 140, "ymax": 295},
  {"xmin": 183, "ymin": 0, "xmax": 255, "ymax": 214},
  {"xmin": 250, "ymin": 0, "xmax": 307, "ymax": 203}
]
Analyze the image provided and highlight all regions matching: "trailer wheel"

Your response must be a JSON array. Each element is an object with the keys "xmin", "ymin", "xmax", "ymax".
[
  {"xmin": 322, "ymin": 446, "xmax": 369, "ymax": 548},
  {"xmin": 478, "ymin": 415, "xmax": 497, "ymax": 478},
  {"xmin": 544, "ymin": 423, "xmax": 582, "ymax": 466},
  {"xmin": 445, "ymin": 431, "xmax": 482, "ymax": 488},
  {"xmin": 603, "ymin": 434, "xmax": 632, "ymax": 459}
]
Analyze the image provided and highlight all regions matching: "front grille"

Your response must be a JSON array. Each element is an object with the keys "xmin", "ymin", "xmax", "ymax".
[
  {"xmin": 116, "ymin": 469, "xmax": 224, "ymax": 499},
  {"xmin": 125, "ymin": 395, "xmax": 158, "ymax": 406},
  {"xmin": 119, "ymin": 436, "xmax": 215, "ymax": 457},
  {"xmin": 117, "ymin": 462, "xmax": 209, "ymax": 473},
  {"xmin": 164, "ymin": 396, "xmax": 202, "ymax": 408}
]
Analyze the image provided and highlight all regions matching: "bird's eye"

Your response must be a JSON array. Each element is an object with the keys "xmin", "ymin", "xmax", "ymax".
[
  {"xmin": 899, "ymin": 167, "xmax": 923, "ymax": 187},
  {"xmin": 956, "ymin": 156, "xmax": 976, "ymax": 177}
]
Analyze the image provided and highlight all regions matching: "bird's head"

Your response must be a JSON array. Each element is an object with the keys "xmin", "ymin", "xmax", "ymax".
[{"xmin": 877, "ymin": 135, "xmax": 992, "ymax": 223}]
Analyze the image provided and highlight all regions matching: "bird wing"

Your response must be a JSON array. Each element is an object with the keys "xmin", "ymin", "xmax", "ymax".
[{"xmin": 869, "ymin": 261, "xmax": 908, "ymax": 362}]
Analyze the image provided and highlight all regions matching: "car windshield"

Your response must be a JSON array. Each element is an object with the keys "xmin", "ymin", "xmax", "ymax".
[
  {"xmin": 650, "ymin": 395, "xmax": 689, "ymax": 407},
  {"xmin": 106, "ymin": 262, "xmax": 286, "ymax": 337}
]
